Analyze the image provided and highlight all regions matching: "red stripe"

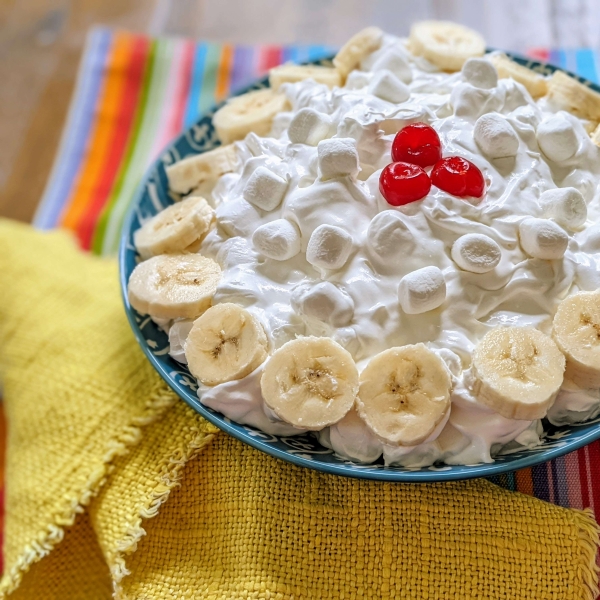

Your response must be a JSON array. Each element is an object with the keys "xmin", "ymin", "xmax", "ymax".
[
  {"xmin": 587, "ymin": 442, "xmax": 600, "ymax": 513},
  {"xmin": 258, "ymin": 45, "xmax": 283, "ymax": 74},
  {"xmin": 170, "ymin": 40, "xmax": 195, "ymax": 136},
  {"xmin": 579, "ymin": 447, "xmax": 591, "ymax": 508},
  {"xmin": 76, "ymin": 36, "xmax": 151, "ymax": 249},
  {"xmin": 527, "ymin": 48, "xmax": 550, "ymax": 62}
]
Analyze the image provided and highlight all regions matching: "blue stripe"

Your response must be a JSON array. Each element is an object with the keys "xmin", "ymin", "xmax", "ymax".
[
  {"xmin": 575, "ymin": 49, "xmax": 598, "ymax": 83},
  {"xmin": 183, "ymin": 44, "xmax": 208, "ymax": 128},
  {"xmin": 34, "ymin": 28, "xmax": 111, "ymax": 229},
  {"xmin": 308, "ymin": 44, "xmax": 335, "ymax": 62},
  {"xmin": 282, "ymin": 46, "xmax": 298, "ymax": 63},
  {"xmin": 549, "ymin": 49, "xmax": 567, "ymax": 69}
]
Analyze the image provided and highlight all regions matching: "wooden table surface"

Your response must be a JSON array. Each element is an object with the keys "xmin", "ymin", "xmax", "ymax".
[{"xmin": 1, "ymin": 0, "xmax": 598, "ymax": 224}]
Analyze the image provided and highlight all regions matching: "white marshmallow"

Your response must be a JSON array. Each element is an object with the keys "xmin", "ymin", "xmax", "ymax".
[
  {"xmin": 242, "ymin": 166, "xmax": 288, "ymax": 211},
  {"xmin": 451, "ymin": 234, "xmax": 502, "ymax": 274},
  {"xmin": 368, "ymin": 69, "xmax": 410, "ymax": 104},
  {"xmin": 539, "ymin": 187, "xmax": 587, "ymax": 230},
  {"xmin": 306, "ymin": 224, "xmax": 353, "ymax": 271},
  {"xmin": 536, "ymin": 114, "xmax": 579, "ymax": 162},
  {"xmin": 473, "ymin": 113, "xmax": 519, "ymax": 159},
  {"xmin": 317, "ymin": 138, "xmax": 360, "ymax": 179},
  {"xmin": 461, "ymin": 58, "xmax": 498, "ymax": 89},
  {"xmin": 398, "ymin": 266, "xmax": 446, "ymax": 314},
  {"xmin": 371, "ymin": 47, "xmax": 412, "ymax": 84},
  {"xmin": 168, "ymin": 320, "xmax": 194, "ymax": 364},
  {"xmin": 291, "ymin": 281, "xmax": 354, "ymax": 327},
  {"xmin": 518, "ymin": 217, "xmax": 569, "ymax": 260},
  {"xmin": 345, "ymin": 71, "xmax": 371, "ymax": 89},
  {"xmin": 288, "ymin": 108, "xmax": 331, "ymax": 146},
  {"xmin": 252, "ymin": 219, "xmax": 301, "ymax": 261},
  {"xmin": 216, "ymin": 198, "xmax": 262, "ymax": 238},
  {"xmin": 367, "ymin": 210, "xmax": 414, "ymax": 257}
]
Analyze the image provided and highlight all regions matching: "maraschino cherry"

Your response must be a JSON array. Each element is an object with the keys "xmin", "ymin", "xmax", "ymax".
[
  {"xmin": 379, "ymin": 162, "xmax": 432, "ymax": 206},
  {"xmin": 430, "ymin": 157, "xmax": 485, "ymax": 198},
  {"xmin": 392, "ymin": 122, "xmax": 442, "ymax": 168}
]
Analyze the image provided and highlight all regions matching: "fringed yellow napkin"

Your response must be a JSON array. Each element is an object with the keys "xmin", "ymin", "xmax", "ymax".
[{"xmin": 0, "ymin": 218, "xmax": 598, "ymax": 600}]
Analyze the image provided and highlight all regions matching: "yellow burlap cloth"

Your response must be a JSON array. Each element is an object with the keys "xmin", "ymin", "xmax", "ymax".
[{"xmin": 0, "ymin": 218, "xmax": 598, "ymax": 599}]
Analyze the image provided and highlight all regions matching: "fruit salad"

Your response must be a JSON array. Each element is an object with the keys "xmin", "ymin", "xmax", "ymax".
[{"xmin": 128, "ymin": 21, "xmax": 600, "ymax": 467}]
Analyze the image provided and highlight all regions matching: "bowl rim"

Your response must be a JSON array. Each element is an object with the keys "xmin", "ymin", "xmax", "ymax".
[{"xmin": 119, "ymin": 50, "xmax": 600, "ymax": 482}]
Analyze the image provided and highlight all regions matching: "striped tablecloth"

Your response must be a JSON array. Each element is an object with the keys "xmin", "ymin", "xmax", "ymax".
[{"xmin": 26, "ymin": 29, "xmax": 600, "ymax": 515}]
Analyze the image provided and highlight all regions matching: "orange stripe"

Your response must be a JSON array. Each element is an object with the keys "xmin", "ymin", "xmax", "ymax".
[
  {"xmin": 214, "ymin": 44, "xmax": 234, "ymax": 102},
  {"xmin": 515, "ymin": 468, "xmax": 534, "ymax": 496},
  {"xmin": 60, "ymin": 33, "xmax": 135, "ymax": 230}
]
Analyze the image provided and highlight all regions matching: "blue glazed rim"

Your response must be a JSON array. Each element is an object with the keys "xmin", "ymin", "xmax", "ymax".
[{"xmin": 119, "ymin": 51, "xmax": 600, "ymax": 482}]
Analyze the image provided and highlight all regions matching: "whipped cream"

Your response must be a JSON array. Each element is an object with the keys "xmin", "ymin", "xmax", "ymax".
[{"xmin": 170, "ymin": 34, "xmax": 600, "ymax": 466}]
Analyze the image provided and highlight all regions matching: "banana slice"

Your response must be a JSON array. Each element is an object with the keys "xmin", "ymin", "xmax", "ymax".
[
  {"xmin": 261, "ymin": 336, "xmax": 358, "ymax": 430},
  {"xmin": 269, "ymin": 64, "xmax": 342, "ymax": 90},
  {"xmin": 547, "ymin": 70, "xmax": 600, "ymax": 121},
  {"xmin": 356, "ymin": 344, "xmax": 452, "ymax": 446},
  {"xmin": 185, "ymin": 303, "xmax": 269, "ymax": 386},
  {"xmin": 472, "ymin": 327, "xmax": 565, "ymax": 420},
  {"xmin": 591, "ymin": 123, "xmax": 600, "ymax": 147},
  {"xmin": 489, "ymin": 53, "xmax": 548, "ymax": 98},
  {"xmin": 213, "ymin": 89, "xmax": 290, "ymax": 145},
  {"xmin": 166, "ymin": 144, "xmax": 238, "ymax": 194},
  {"xmin": 552, "ymin": 291, "xmax": 600, "ymax": 388},
  {"xmin": 333, "ymin": 26, "xmax": 384, "ymax": 80},
  {"xmin": 409, "ymin": 21, "xmax": 485, "ymax": 72},
  {"xmin": 133, "ymin": 196, "xmax": 215, "ymax": 260},
  {"xmin": 128, "ymin": 254, "xmax": 221, "ymax": 319}
]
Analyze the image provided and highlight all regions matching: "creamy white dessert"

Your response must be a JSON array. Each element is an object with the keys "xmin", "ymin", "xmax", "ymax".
[{"xmin": 128, "ymin": 22, "xmax": 600, "ymax": 467}]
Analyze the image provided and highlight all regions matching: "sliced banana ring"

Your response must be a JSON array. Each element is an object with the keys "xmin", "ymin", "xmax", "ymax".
[
  {"xmin": 547, "ymin": 70, "xmax": 600, "ymax": 122},
  {"xmin": 333, "ymin": 26, "xmax": 384, "ymax": 80},
  {"xmin": 553, "ymin": 291, "xmax": 600, "ymax": 388},
  {"xmin": 128, "ymin": 254, "xmax": 221, "ymax": 320},
  {"xmin": 269, "ymin": 64, "xmax": 342, "ymax": 90},
  {"xmin": 472, "ymin": 327, "xmax": 565, "ymax": 421},
  {"xmin": 357, "ymin": 344, "xmax": 452, "ymax": 446},
  {"xmin": 213, "ymin": 89, "xmax": 290, "ymax": 145},
  {"xmin": 489, "ymin": 53, "xmax": 548, "ymax": 99},
  {"xmin": 409, "ymin": 21, "xmax": 485, "ymax": 72},
  {"xmin": 261, "ymin": 336, "xmax": 358, "ymax": 430},
  {"xmin": 185, "ymin": 303, "xmax": 269, "ymax": 386},
  {"xmin": 165, "ymin": 144, "xmax": 238, "ymax": 194},
  {"xmin": 134, "ymin": 196, "xmax": 215, "ymax": 260}
]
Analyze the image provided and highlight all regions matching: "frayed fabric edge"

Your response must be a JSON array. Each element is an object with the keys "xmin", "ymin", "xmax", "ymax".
[
  {"xmin": 110, "ymin": 427, "xmax": 217, "ymax": 600},
  {"xmin": 572, "ymin": 507, "xmax": 600, "ymax": 600},
  {"xmin": 0, "ymin": 382, "xmax": 177, "ymax": 598}
]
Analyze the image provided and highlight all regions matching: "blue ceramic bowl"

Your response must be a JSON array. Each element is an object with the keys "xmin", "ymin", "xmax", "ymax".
[{"xmin": 120, "ymin": 53, "xmax": 600, "ymax": 481}]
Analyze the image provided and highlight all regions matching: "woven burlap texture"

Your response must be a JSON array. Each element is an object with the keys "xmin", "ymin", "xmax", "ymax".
[{"xmin": 0, "ymin": 218, "xmax": 598, "ymax": 600}]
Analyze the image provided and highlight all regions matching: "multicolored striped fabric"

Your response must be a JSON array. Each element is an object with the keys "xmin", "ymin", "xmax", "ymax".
[{"xmin": 30, "ymin": 29, "xmax": 600, "ymax": 514}]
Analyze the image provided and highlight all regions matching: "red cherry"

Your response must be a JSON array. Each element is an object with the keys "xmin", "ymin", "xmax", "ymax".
[
  {"xmin": 430, "ymin": 157, "xmax": 485, "ymax": 198},
  {"xmin": 392, "ymin": 122, "xmax": 442, "ymax": 168},
  {"xmin": 379, "ymin": 162, "xmax": 432, "ymax": 206}
]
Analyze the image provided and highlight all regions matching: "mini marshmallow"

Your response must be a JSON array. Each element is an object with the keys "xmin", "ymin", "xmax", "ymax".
[
  {"xmin": 291, "ymin": 282, "xmax": 354, "ymax": 327},
  {"xmin": 473, "ymin": 113, "xmax": 519, "ymax": 159},
  {"xmin": 368, "ymin": 69, "xmax": 410, "ymax": 104},
  {"xmin": 537, "ymin": 114, "xmax": 579, "ymax": 162},
  {"xmin": 539, "ymin": 187, "xmax": 587, "ymax": 230},
  {"xmin": 306, "ymin": 224, "xmax": 353, "ymax": 271},
  {"xmin": 288, "ymin": 107, "xmax": 331, "ymax": 146},
  {"xmin": 461, "ymin": 58, "xmax": 498, "ymax": 89},
  {"xmin": 216, "ymin": 198, "xmax": 262, "ymax": 238},
  {"xmin": 367, "ymin": 210, "xmax": 414, "ymax": 257},
  {"xmin": 371, "ymin": 47, "xmax": 412, "ymax": 84},
  {"xmin": 242, "ymin": 166, "xmax": 288, "ymax": 211},
  {"xmin": 398, "ymin": 266, "xmax": 446, "ymax": 315},
  {"xmin": 451, "ymin": 233, "xmax": 502, "ymax": 274},
  {"xmin": 252, "ymin": 219, "xmax": 301, "ymax": 261},
  {"xmin": 317, "ymin": 138, "xmax": 360, "ymax": 179},
  {"xmin": 519, "ymin": 217, "xmax": 569, "ymax": 260}
]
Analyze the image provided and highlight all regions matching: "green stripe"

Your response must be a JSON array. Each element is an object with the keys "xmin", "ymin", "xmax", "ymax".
[
  {"xmin": 198, "ymin": 43, "xmax": 221, "ymax": 116},
  {"xmin": 96, "ymin": 39, "xmax": 176, "ymax": 255}
]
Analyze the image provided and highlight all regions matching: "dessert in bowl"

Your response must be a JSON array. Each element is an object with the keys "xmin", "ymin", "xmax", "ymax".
[{"xmin": 123, "ymin": 21, "xmax": 600, "ymax": 472}]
